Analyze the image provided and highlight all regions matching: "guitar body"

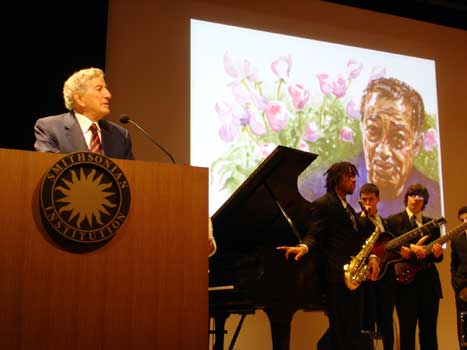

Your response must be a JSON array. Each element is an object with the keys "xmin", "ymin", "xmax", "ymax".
[
  {"xmin": 394, "ymin": 261, "xmax": 429, "ymax": 285},
  {"xmin": 373, "ymin": 232, "xmax": 399, "ymax": 263},
  {"xmin": 393, "ymin": 221, "xmax": 467, "ymax": 285},
  {"xmin": 372, "ymin": 231, "xmax": 402, "ymax": 280}
]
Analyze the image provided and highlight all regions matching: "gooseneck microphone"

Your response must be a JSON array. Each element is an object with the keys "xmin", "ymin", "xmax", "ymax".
[{"xmin": 119, "ymin": 114, "xmax": 176, "ymax": 164}]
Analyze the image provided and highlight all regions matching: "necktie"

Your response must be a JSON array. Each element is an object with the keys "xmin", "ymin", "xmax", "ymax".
[
  {"xmin": 345, "ymin": 204, "xmax": 358, "ymax": 231},
  {"xmin": 410, "ymin": 215, "xmax": 418, "ymax": 229},
  {"xmin": 89, "ymin": 123, "xmax": 102, "ymax": 154},
  {"xmin": 371, "ymin": 215, "xmax": 385, "ymax": 233}
]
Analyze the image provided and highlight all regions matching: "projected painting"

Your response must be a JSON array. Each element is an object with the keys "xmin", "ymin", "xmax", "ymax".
[{"xmin": 190, "ymin": 19, "xmax": 443, "ymax": 218}]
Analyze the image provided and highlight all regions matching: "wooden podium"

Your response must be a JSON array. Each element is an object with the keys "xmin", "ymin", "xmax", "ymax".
[{"xmin": 0, "ymin": 148, "xmax": 208, "ymax": 350}]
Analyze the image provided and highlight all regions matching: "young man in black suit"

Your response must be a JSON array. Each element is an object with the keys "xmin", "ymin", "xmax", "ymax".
[
  {"xmin": 359, "ymin": 182, "xmax": 395, "ymax": 350},
  {"xmin": 387, "ymin": 183, "xmax": 443, "ymax": 350},
  {"xmin": 451, "ymin": 205, "xmax": 467, "ymax": 350},
  {"xmin": 278, "ymin": 162, "xmax": 380, "ymax": 350}
]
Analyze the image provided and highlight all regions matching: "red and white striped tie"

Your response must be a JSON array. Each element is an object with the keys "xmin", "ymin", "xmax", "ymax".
[{"xmin": 89, "ymin": 123, "xmax": 102, "ymax": 154}]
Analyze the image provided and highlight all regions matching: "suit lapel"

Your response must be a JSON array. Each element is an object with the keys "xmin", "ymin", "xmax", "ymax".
[
  {"xmin": 402, "ymin": 211, "xmax": 412, "ymax": 233},
  {"xmin": 381, "ymin": 217, "xmax": 391, "ymax": 235},
  {"xmin": 329, "ymin": 192, "xmax": 358, "ymax": 232},
  {"xmin": 64, "ymin": 112, "xmax": 88, "ymax": 151},
  {"xmin": 99, "ymin": 120, "xmax": 113, "ymax": 157}
]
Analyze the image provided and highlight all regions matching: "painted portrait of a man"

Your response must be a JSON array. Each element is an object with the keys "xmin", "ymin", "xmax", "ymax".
[{"xmin": 351, "ymin": 77, "xmax": 441, "ymax": 217}]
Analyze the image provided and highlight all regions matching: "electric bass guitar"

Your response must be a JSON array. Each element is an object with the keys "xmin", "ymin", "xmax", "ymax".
[
  {"xmin": 373, "ymin": 216, "xmax": 446, "ymax": 278},
  {"xmin": 394, "ymin": 221, "xmax": 467, "ymax": 285}
]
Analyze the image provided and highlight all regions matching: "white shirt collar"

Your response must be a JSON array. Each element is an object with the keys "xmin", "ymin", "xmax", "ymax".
[
  {"xmin": 406, "ymin": 207, "xmax": 422, "ymax": 223},
  {"xmin": 74, "ymin": 112, "xmax": 100, "ymax": 134}
]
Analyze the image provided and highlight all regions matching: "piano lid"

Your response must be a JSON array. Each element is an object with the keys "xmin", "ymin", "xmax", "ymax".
[{"xmin": 211, "ymin": 146, "xmax": 318, "ymax": 249}]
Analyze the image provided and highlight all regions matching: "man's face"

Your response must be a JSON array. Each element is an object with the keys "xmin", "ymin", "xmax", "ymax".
[
  {"xmin": 74, "ymin": 76, "xmax": 112, "ymax": 121},
  {"xmin": 361, "ymin": 93, "xmax": 422, "ymax": 198},
  {"xmin": 337, "ymin": 172, "xmax": 357, "ymax": 196},
  {"xmin": 360, "ymin": 192, "xmax": 379, "ymax": 216},
  {"xmin": 407, "ymin": 194, "xmax": 424, "ymax": 214}
]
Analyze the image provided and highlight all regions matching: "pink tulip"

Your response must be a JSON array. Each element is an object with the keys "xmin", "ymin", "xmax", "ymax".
[
  {"xmin": 346, "ymin": 100, "xmax": 360, "ymax": 120},
  {"xmin": 332, "ymin": 76, "xmax": 347, "ymax": 98},
  {"xmin": 229, "ymin": 81, "xmax": 250, "ymax": 106},
  {"xmin": 369, "ymin": 65, "xmax": 386, "ymax": 81},
  {"xmin": 304, "ymin": 122, "xmax": 322, "ymax": 143},
  {"xmin": 247, "ymin": 109, "xmax": 267, "ymax": 136},
  {"xmin": 340, "ymin": 127, "xmax": 354, "ymax": 143},
  {"xmin": 244, "ymin": 60, "xmax": 260, "ymax": 82},
  {"xmin": 224, "ymin": 51, "xmax": 242, "ymax": 79},
  {"xmin": 251, "ymin": 91, "xmax": 269, "ymax": 111},
  {"xmin": 288, "ymin": 83, "xmax": 310, "ymax": 110},
  {"xmin": 298, "ymin": 141, "xmax": 310, "ymax": 152},
  {"xmin": 271, "ymin": 55, "xmax": 292, "ymax": 80},
  {"xmin": 215, "ymin": 101, "xmax": 244, "ymax": 142},
  {"xmin": 265, "ymin": 101, "xmax": 290, "ymax": 132},
  {"xmin": 223, "ymin": 51, "xmax": 260, "ymax": 82},
  {"xmin": 423, "ymin": 128, "xmax": 437, "ymax": 152},
  {"xmin": 316, "ymin": 74, "xmax": 332, "ymax": 95},
  {"xmin": 347, "ymin": 59, "xmax": 363, "ymax": 80}
]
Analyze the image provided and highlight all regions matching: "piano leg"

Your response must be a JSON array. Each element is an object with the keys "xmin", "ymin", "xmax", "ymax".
[
  {"xmin": 212, "ymin": 312, "xmax": 228, "ymax": 350},
  {"xmin": 264, "ymin": 306, "xmax": 296, "ymax": 350}
]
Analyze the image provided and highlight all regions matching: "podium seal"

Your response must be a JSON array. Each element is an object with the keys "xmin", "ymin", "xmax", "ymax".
[{"xmin": 39, "ymin": 151, "xmax": 131, "ymax": 246}]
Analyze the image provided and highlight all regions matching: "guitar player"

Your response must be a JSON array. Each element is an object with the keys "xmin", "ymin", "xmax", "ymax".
[{"xmin": 387, "ymin": 183, "xmax": 443, "ymax": 350}]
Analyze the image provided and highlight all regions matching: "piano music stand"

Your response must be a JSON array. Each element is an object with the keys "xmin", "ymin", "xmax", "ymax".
[{"xmin": 212, "ymin": 145, "xmax": 318, "ymax": 249}]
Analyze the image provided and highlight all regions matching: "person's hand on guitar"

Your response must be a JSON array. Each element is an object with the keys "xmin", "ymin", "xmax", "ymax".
[
  {"xmin": 400, "ymin": 235, "xmax": 430, "ymax": 260},
  {"xmin": 431, "ymin": 242, "xmax": 443, "ymax": 258},
  {"xmin": 400, "ymin": 246, "xmax": 412, "ymax": 260},
  {"xmin": 410, "ymin": 235, "xmax": 430, "ymax": 260}
]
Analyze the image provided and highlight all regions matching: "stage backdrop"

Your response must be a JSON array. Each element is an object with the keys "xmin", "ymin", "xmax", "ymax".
[{"xmin": 105, "ymin": 1, "xmax": 467, "ymax": 349}]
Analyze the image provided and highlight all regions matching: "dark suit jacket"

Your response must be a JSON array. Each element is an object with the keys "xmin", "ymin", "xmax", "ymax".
[
  {"xmin": 34, "ymin": 112, "xmax": 135, "ymax": 160},
  {"xmin": 451, "ymin": 232, "xmax": 467, "ymax": 293},
  {"xmin": 301, "ymin": 191, "xmax": 370, "ymax": 284},
  {"xmin": 387, "ymin": 210, "xmax": 443, "ymax": 298}
]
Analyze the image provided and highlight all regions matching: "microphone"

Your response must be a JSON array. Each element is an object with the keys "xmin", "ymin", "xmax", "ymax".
[
  {"xmin": 119, "ymin": 114, "xmax": 176, "ymax": 164},
  {"xmin": 358, "ymin": 199, "xmax": 369, "ymax": 216}
]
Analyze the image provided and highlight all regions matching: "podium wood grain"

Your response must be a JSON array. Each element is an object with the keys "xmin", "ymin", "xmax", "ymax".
[{"xmin": 0, "ymin": 148, "xmax": 208, "ymax": 350}]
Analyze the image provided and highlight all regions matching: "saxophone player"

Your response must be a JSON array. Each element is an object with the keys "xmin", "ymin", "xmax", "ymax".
[
  {"xmin": 359, "ymin": 183, "xmax": 395, "ymax": 350},
  {"xmin": 277, "ymin": 162, "xmax": 380, "ymax": 350}
]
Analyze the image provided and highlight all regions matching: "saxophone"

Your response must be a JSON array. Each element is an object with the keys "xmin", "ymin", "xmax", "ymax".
[{"xmin": 343, "ymin": 200, "xmax": 381, "ymax": 291}]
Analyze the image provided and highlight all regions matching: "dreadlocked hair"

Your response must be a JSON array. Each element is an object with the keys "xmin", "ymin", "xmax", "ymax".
[{"xmin": 324, "ymin": 162, "xmax": 358, "ymax": 193}]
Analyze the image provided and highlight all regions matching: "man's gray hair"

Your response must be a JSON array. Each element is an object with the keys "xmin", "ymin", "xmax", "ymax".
[{"xmin": 63, "ymin": 67, "xmax": 104, "ymax": 110}]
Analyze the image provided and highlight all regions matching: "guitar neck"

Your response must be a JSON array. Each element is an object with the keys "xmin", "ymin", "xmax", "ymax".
[
  {"xmin": 384, "ymin": 217, "xmax": 445, "ymax": 251},
  {"xmin": 424, "ymin": 222, "xmax": 467, "ymax": 252}
]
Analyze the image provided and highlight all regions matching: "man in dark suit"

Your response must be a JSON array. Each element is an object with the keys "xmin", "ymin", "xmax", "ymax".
[
  {"xmin": 387, "ymin": 183, "xmax": 443, "ymax": 350},
  {"xmin": 278, "ymin": 162, "xmax": 379, "ymax": 350},
  {"xmin": 451, "ymin": 205, "xmax": 467, "ymax": 350},
  {"xmin": 34, "ymin": 67, "xmax": 134, "ymax": 160},
  {"xmin": 358, "ymin": 182, "xmax": 395, "ymax": 350}
]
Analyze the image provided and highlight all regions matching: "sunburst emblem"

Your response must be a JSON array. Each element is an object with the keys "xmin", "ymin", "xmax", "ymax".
[
  {"xmin": 55, "ymin": 168, "xmax": 116, "ymax": 227},
  {"xmin": 40, "ymin": 151, "xmax": 131, "ymax": 246}
]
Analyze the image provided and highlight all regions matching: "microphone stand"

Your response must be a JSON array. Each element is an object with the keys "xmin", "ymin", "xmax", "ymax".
[{"xmin": 121, "ymin": 117, "xmax": 176, "ymax": 164}]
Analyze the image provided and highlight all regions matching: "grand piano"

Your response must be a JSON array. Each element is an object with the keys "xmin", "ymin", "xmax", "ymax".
[{"xmin": 209, "ymin": 146, "xmax": 326, "ymax": 350}]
